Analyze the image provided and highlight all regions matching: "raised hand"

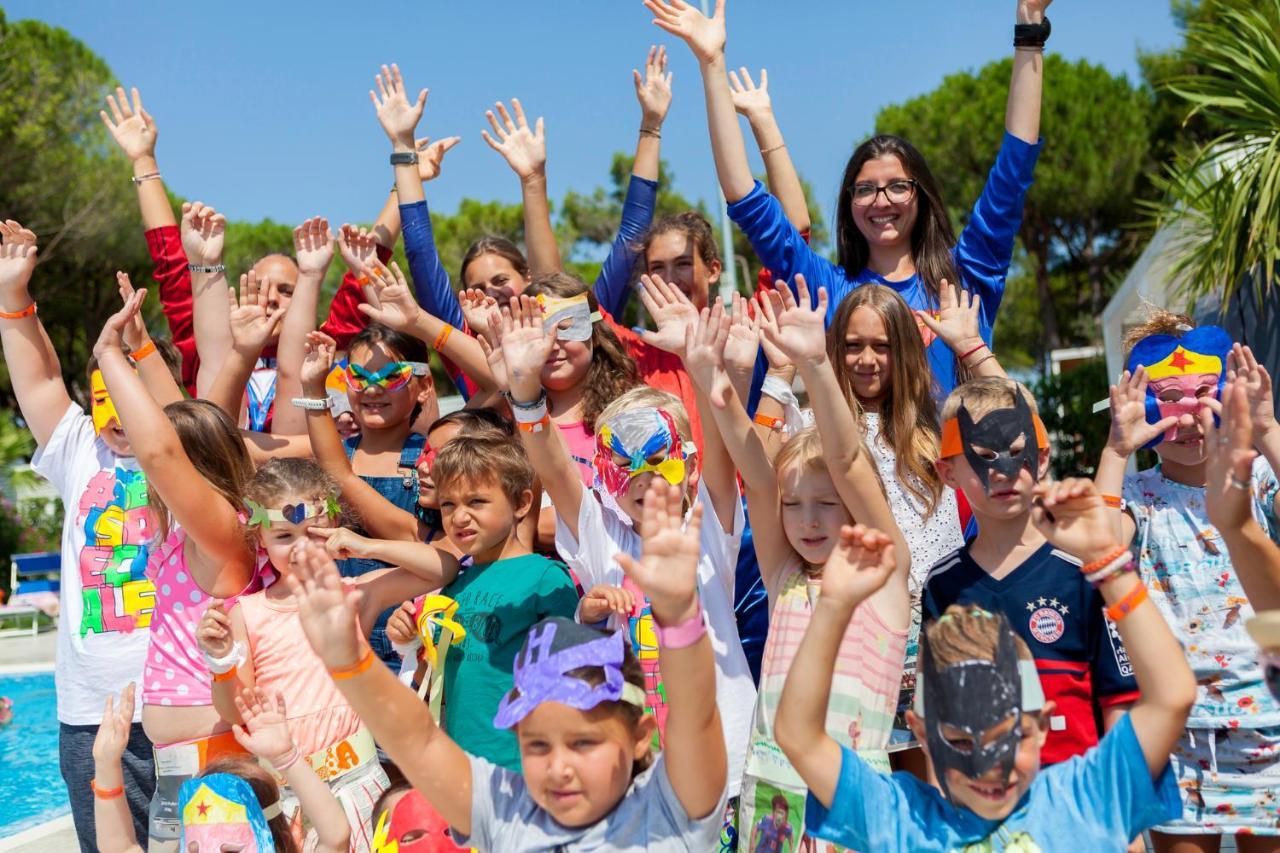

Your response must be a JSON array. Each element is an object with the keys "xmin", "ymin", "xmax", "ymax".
[
  {"xmin": 636, "ymin": 273, "xmax": 699, "ymax": 358},
  {"xmin": 1106, "ymin": 367, "xmax": 1178, "ymax": 457},
  {"xmin": 481, "ymin": 99, "xmax": 546, "ymax": 181},
  {"xmin": 819, "ymin": 525, "xmax": 897, "ymax": 610},
  {"xmin": 1017, "ymin": 0, "xmax": 1052, "ymax": 24},
  {"xmin": 100, "ymin": 86, "xmax": 157, "ymax": 162},
  {"xmin": 634, "ymin": 46, "xmax": 674, "ymax": 127},
  {"xmin": 293, "ymin": 216, "xmax": 335, "ymax": 277},
  {"xmin": 370, "ymin": 63, "xmax": 427, "ymax": 148},
  {"xmin": 727, "ymin": 67, "xmax": 771, "ymax": 120},
  {"xmin": 580, "ymin": 584, "xmax": 637, "ymax": 624},
  {"xmin": 722, "ymin": 291, "xmax": 761, "ymax": 379},
  {"xmin": 496, "ymin": 294, "xmax": 555, "ymax": 402},
  {"xmin": 227, "ymin": 271, "xmax": 286, "ymax": 356},
  {"xmin": 918, "ymin": 279, "xmax": 983, "ymax": 354},
  {"xmin": 337, "ymin": 224, "xmax": 380, "ymax": 274},
  {"xmin": 459, "ymin": 288, "xmax": 499, "ymax": 336},
  {"xmin": 1203, "ymin": 378, "xmax": 1259, "ymax": 535},
  {"xmin": 195, "ymin": 599, "xmax": 234, "ymax": 659},
  {"xmin": 282, "ymin": 539, "xmax": 365, "ymax": 670},
  {"xmin": 300, "ymin": 331, "xmax": 337, "ymax": 391},
  {"xmin": 92, "ymin": 683, "xmax": 136, "ymax": 765},
  {"xmin": 758, "ymin": 275, "xmax": 828, "ymax": 369},
  {"xmin": 307, "ymin": 526, "xmax": 373, "ymax": 561},
  {"xmin": 615, "ymin": 478, "xmax": 702, "ymax": 624},
  {"xmin": 0, "ymin": 220, "xmax": 39, "ymax": 298},
  {"xmin": 1031, "ymin": 478, "xmax": 1121, "ymax": 566},
  {"xmin": 684, "ymin": 300, "xmax": 735, "ymax": 409},
  {"xmin": 645, "ymin": 0, "xmax": 726, "ymax": 65},
  {"xmin": 92, "ymin": 285, "xmax": 147, "ymax": 361},
  {"xmin": 478, "ymin": 314, "xmax": 511, "ymax": 395},
  {"xmin": 231, "ymin": 687, "xmax": 295, "ymax": 763},
  {"xmin": 180, "ymin": 202, "xmax": 226, "ymax": 265},
  {"xmin": 1227, "ymin": 343, "xmax": 1278, "ymax": 445},
  {"xmin": 414, "ymin": 135, "xmax": 462, "ymax": 183},
  {"xmin": 114, "ymin": 272, "xmax": 149, "ymax": 352},
  {"xmin": 356, "ymin": 260, "xmax": 422, "ymax": 332}
]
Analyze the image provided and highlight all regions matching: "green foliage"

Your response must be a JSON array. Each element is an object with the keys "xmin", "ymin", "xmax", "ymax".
[
  {"xmin": 1147, "ymin": 0, "xmax": 1280, "ymax": 304},
  {"xmin": 876, "ymin": 55, "xmax": 1154, "ymax": 362},
  {"xmin": 1032, "ymin": 357, "xmax": 1110, "ymax": 478}
]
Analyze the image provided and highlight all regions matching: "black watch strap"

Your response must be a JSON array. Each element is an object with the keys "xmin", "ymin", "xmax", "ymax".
[
  {"xmin": 390, "ymin": 151, "xmax": 419, "ymax": 166},
  {"xmin": 1014, "ymin": 16, "xmax": 1051, "ymax": 47}
]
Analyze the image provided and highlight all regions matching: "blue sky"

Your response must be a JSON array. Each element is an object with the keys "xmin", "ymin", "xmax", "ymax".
[{"xmin": 6, "ymin": 1, "xmax": 1182, "ymax": 230}]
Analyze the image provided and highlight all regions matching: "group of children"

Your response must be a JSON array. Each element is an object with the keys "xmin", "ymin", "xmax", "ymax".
[{"xmin": 6, "ymin": 0, "xmax": 1280, "ymax": 851}]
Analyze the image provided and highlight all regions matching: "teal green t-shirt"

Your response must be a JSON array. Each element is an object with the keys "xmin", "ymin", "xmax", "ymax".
[{"xmin": 440, "ymin": 553, "xmax": 579, "ymax": 770}]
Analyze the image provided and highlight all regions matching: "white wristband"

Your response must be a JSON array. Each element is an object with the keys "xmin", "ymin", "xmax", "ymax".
[
  {"xmin": 511, "ymin": 398, "xmax": 549, "ymax": 425},
  {"xmin": 292, "ymin": 397, "xmax": 332, "ymax": 411},
  {"xmin": 203, "ymin": 641, "xmax": 246, "ymax": 675},
  {"xmin": 762, "ymin": 374, "xmax": 798, "ymax": 407}
]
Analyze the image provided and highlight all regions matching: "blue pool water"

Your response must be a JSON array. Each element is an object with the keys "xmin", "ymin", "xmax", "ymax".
[{"xmin": 0, "ymin": 671, "xmax": 69, "ymax": 837}]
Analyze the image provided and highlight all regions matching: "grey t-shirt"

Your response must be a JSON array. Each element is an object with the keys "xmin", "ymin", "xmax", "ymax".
[{"xmin": 454, "ymin": 754, "xmax": 727, "ymax": 851}]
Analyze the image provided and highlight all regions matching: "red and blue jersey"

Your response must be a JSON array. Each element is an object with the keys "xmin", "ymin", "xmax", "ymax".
[{"xmin": 922, "ymin": 542, "xmax": 1140, "ymax": 765}]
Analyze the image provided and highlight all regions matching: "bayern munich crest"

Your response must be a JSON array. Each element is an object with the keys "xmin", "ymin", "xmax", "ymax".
[{"xmin": 1028, "ymin": 600, "xmax": 1066, "ymax": 644}]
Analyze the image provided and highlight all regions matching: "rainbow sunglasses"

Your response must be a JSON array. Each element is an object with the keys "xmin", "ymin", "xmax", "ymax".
[{"xmin": 344, "ymin": 361, "xmax": 430, "ymax": 394}]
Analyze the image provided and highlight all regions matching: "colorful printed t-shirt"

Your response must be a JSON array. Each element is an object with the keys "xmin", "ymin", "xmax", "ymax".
[
  {"xmin": 751, "ymin": 815, "xmax": 794, "ymax": 853},
  {"xmin": 922, "ymin": 542, "xmax": 1140, "ymax": 765},
  {"xmin": 1123, "ymin": 459, "xmax": 1280, "ymax": 728},
  {"xmin": 32, "ymin": 404, "xmax": 156, "ymax": 724},
  {"xmin": 440, "ymin": 554, "xmax": 579, "ymax": 771},
  {"xmin": 804, "ymin": 715, "xmax": 1179, "ymax": 851}
]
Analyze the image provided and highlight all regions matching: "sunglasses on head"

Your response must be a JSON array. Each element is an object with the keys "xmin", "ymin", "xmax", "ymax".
[{"xmin": 345, "ymin": 361, "xmax": 429, "ymax": 393}]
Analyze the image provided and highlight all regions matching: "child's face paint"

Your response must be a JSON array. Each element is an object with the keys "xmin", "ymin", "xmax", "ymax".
[
  {"xmin": 593, "ymin": 408, "xmax": 690, "ymax": 524},
  {"xmin": 90, "ymin": 369, "xmax": 134, "ymax": 456},
  {"xmin": 778, "ymin": 464, "xmax": 852, "ymax": 566}
]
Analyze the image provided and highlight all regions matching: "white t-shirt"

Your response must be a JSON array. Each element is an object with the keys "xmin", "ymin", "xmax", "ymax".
[
  {"xmin": 555, "ymin": 479, "xmax": 755, "ymax": 796},
  {"xmin": 32, "ymin": 404, "xmax": 157, "ymax": 725}
]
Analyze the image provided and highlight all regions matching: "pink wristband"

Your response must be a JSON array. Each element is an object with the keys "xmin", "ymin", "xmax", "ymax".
[
  {"xmin": 653, "ymin": 610, "xmax": 706, "ymax": 650},
  {"xmin": 269, "ymin": 746, "xmax": 300, "ymax": 772}
]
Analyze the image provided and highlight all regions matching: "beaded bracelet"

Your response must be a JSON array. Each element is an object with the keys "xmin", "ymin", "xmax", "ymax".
[
  {"xmin": 1085, "ymin": 554, "xmax": 1134, "ymax": 587},
  {"xmin": 1079, "ymin": 545, "xmax": 1129, "ymax": 577}
]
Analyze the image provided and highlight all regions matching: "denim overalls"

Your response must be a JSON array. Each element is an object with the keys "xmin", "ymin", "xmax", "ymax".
[{"xmin": 338, "ymin": 432, "xmax": 426, "ymax": 668}]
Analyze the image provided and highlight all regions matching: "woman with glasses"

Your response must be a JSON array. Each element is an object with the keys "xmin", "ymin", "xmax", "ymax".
[{"xmin": 649, "ymin": 0, "xmax": 1050, "ymax": 396}]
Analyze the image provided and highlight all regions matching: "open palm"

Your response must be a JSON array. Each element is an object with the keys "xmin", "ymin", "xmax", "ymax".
[
  {"xmin": 760, "ymin": 276, "xmax": 828, "ymax": 368},
  {"xmin": 181, "ymin": 202, "xmax": 226, "ymax": 265},
  {"xmin": 637, "ymin": 273, "xmax": 699, "ymax": 357},
  {"xmin": 616, "ymin": 479, "xmax": 702, "ymax": 618},
  {"xmin": 100, "ymin": 86, "xmax": 157, "ymax": 162},
  {"xmin": 229, "ymin": 272, "xmax": 285, "ymax": 355},
  {"xmin": 357, "ymin": 262, "xmax": 421, "ymax": 332},
  {"xmin": 370, "ymin": 63, "xmax": 427, "ymax": 147},
  {"xmin": 1107, "ymin": 368, "xmax": 1175, "ymax": 455},
  {"xmin": 918, "ymin": 279, "xmax": 981, "ymax": 352},
  {"xmin": 284, "ymin": 541, "xmax": 364, "ymax": 670},
  {"xmin": 0, "ymin": 220, "xmax": 39, "ymax": 297},
  {"xmin": 645, "ymin": 0, "xmax": 726, "ymax": 65},
  {"xmin": 338, "ymin": 225, "xmax": 379, "ymax": 273},
  {"xmin": 293, "ymin": 216, "xmax": 334, "ymax": 277},
  {"xmin": 482, "ymin": 100, "xmax": 545, "ymax": 180},
  {"xmin": 301, "ymin": 331, "xmax": 337, "ymax": 389},
  {"xmin": 497, "ymin": 295, "xmax": 555, "ymax": 398},
  {"xmin": 231, "ymin": 688, "xmax": 295, "ymax": 761}
]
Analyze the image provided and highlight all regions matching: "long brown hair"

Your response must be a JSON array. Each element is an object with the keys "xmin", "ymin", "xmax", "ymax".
[
  {"xmin": 524, "ymin": 273, "xmax": 641, "ymax": 432},
  {"xmin": 828, "ymin": 286, "xmax": 943, "ymax": 516},
  {"xmin": 200, "ymin": 756, "xmax": 298, "ymax": 853},
  {"xmin": 460, "ymin": 236, "xmax": 530, "ymax": 285},
  {"xmin": 835, "ymin": 135, "xmax": 959, "ymax": 304},
  {"xmin": 148, "ymin": 400, "xmax": 255, "ymax": 541}
]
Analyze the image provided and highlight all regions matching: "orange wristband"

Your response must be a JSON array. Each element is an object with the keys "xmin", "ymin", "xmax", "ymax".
[
  {"xmin": 754, "ymin": 413, "xmax": 784, "ymax": 430},
  {"xmin": 1080, "ymin": 545, "xmax": 1129, "ymax": 577},
  {"xmin": 130, "ymin": 340, "xmax": 157, "ymax": 362},
  {"xmin": 433, "ymin": 325, "xmax": 453, "ymax": 351},
  {"xmin": 1101, "ymin": 494, "xmax": 1123, "ymax": 509},
  {"xmin": 329, "ymin": 649, "xmax": 375, "ymax": 681},
  {"xmin": 91, "ymin": 780, "xmax": 124, "ymax": 800},
  {"xmin": 212, "ymin": 665, "xmax": 239, "ymax": 683},
  {"xmin": 0, "ymin": 302, "xmax": 37, "ymax": 320},
  {"xmin": 517, "ymin": 414, "xmax": 551, "ymax": 433},
  {"xmin": 1105, "ymin": 582, "xmax": 1148, "ymax": 623}
]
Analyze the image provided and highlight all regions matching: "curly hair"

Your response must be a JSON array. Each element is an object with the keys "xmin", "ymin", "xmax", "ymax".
[{"xmin": 1122, "ymin": 307, "xmax": 1195, "ymax": 357}]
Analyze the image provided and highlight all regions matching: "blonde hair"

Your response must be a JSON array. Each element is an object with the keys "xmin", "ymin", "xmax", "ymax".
[
  {"xmin": 431, "ymin": 434, "xmax": 534, "ymax": 508},
  {"xmin": 596, "ymin": 386, "xmax": 693, "ymax": 448},
  {"xmin": 924, "ymin": 604, "xmax": 1033, "ymax": 668},
  {"xmin": 1122, "ymin": 307, "xmax": 1194, "ymax": 358},
  {"xmin": 940, "ymin": 377, "xmax": 1040, "ymax": 424}
]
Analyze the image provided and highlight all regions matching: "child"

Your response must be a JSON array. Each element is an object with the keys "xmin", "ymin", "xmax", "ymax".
[
  {"xmin": 684, "ymin": 278, "xmax": 908, "ymax": 851},
  {"xmin": 924, "ymin": 377, "xmax": 1140, "ymax": 765},
  {"xmin": 773, "ymin": 481, "xmax": 1196, "ymax": 850},
  {"xmin": 1098, "ymin": 312, "xmax": 1280, "ymax": 848},
  {"xmin": 92, "ymin": 683, "xmax": 350, "ymax": 853},
  {"xmin": 748, "ymin": 794, "xmax": 794, "ymax": 853},
  {"xmin": 287, "ymin": 477, "xmax": 729, "ymax": 851},
  {"xmin": 372, "ymin": 783, "xmax": 469, "ymax": 853},
  {"xmin": 495, "ymin": 293, "xmax": 755, "ymax": 796},
  {"xmin": 651, "ymin": 0, "xmax": 1047, "ymax": 395},
  {"xmin": 0, "ymin": 221, "xmax": 180, "ymax": 848}
]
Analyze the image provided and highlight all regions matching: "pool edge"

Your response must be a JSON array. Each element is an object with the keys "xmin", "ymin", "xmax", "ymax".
[
  {"xmin": 0, "ymin": 814, "xmax": 73, "ymax": 851},
  {"xmin": 0, "ymin": 662, "xmax": 54, "ymax": 675}
]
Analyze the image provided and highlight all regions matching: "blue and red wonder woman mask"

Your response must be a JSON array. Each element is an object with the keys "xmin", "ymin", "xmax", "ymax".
[
  {"xmin": 1125, "ymin": 325, "xmax": 1232, "ymax": 448},
  {"xmin": 593, "ymin": 407, "xmax": 692, "ymax": 498}
]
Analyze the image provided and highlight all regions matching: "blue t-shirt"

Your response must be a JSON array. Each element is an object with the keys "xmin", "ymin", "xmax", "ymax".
[{"xmin": 805, "ymin": 715, "xmax": 1180, "ymax": 851}]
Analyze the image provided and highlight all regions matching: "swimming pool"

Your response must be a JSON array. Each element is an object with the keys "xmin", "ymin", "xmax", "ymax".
[{"xmin": 0, "ymin": 671, "xmax": 69, "ymax": 837}]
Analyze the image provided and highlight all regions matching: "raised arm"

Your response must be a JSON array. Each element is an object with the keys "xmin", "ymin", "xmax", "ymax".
[
  {"xmin": 483, "ymin": 99, "xmax": 558, "ymax": 277},
  {"xmin": 204, "ymin": 272, "xmax": 285, "ymax": 420},
  {"xmin": 918, "ymin": 280, "xmax": 1009, "ymax": 379},
  {"xmin": 679, "ymin": 298, "xmax": 742, "ymax": 533},
  {"xmin": 272, "ymin": 217, "xmax": 334, "ymax": 436},
  {"xmin": 775, "ymin": 525, "xmax": 898, "ymax": 806},
  {"xmin": 1006, "ymin": 0, "xmax": 1051, "ymax": 144},
  {"xmin": 287, "ymin": 541, "xmax": 476, "ymax": 837},
  {"xmin": 113, "ymin": 272, "xmax": 184, "ymax": 407},
  {"xmin": 616, "ymin": 480, "xmax": 726, "ymax": 820},
  {"xmin": 91, "ymin": 685, "xmax": 146, "ymax": 853},
  {"xmin": 0, "ymin": 221, "xmax": 72, "ymax": 447},
  {"xmin": 727, "ymin": 67, "xmax": 810, "ymax": 232},
  {"xmin": 92, "ymin": 292, "xmax": 254, "ymax": 596},
  {"xmin": 101, "ymin": 86, "xmax": 173, "ymax": 230},
  {"xmin": 1094, "ymin": 367, "xmax": 1176, "ymax": 544},
  {"xmin": 1033, "ymin": 478, "xmax": 1196, "ymax": 778},
  {"xmin": 309, "ymin": 528, "xmax": 461, "ymax": 609},
  {"xmin": 1231, "ymin": 344, "xmax": 1280, "ymax": 516},
  {"xmin": 180, "ymin": 203, "xmax": 233, "ymax": 397}
]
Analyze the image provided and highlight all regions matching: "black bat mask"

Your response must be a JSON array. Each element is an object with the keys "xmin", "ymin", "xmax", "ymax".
[
  {"xmin": 956, "ymin": 393, "xmax": 1042, "ymax": 495},
  {"xmin": 920, "ymin": 616, "xmax": 1026, "ymax": 803}
]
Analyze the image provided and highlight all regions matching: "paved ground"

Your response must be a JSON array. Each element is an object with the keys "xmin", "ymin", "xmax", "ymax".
[{"xmin": 0, "ymin": 629, "xmax": 55, "ymax": 670}]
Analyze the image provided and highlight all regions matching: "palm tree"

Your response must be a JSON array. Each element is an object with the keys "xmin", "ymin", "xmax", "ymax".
[{"xmin": 1152, "ymin": 0, "xmax": 1280, "ymax": 304}]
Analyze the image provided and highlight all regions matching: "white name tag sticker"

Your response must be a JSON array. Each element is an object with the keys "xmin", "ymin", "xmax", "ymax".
[{"xmin": 1050, "ymin": 715, "xmax": 1067, "ymax": 731}]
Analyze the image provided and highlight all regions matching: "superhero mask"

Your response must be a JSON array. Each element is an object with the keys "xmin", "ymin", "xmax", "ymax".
[
  {"xmin": 493, "ymin": 617, "xmax": 645, "ymax": 729},
  {"xmin": 371, "ymin": 789, "xmax": 467, "ymax": 853},
  {"xmin": 914, "ymin": 611, "xmax": 1045, "ymax": 803},
  {"xmin": 90, "ymin": 369, "xmax": 121, "ymax": 435},
  {"xmin": 326, "ymin": 359, "xmax": 353, "ymax": 417},
  {"xmin": 940, "ymin": 394, "xmax": 1048, "ymax": 495},
  {"xmin": 1125, "ymin": 325, "xmax": 1231, "ymax": 448},
  {"xmin": 179, "ymin": 773, "xmax": 277, "ymax": 852},
  {"xmin": 593, "ymin": 407, "xmax": 691, "ymax": 499},
  {"xmin": 345, "ymin": 361, "xmax": 430, "ymax": 394},
  {"xmin": 245, "ymin": 496, "xmax": 340, "ymax": 527},
  {"xmin": 537, "ymin": 292, "xmax": 600, "ymax": 343}
]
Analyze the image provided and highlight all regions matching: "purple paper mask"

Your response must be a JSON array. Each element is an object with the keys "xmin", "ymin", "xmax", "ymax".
[{"xmin": 492, "ymin": 617, "xmax": 644, "ymax": 729}]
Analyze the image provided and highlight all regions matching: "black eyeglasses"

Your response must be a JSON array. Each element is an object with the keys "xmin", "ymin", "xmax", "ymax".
[{"xmin": 851, "ymin": 179, "xmax": 918, "ymax": 207}]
